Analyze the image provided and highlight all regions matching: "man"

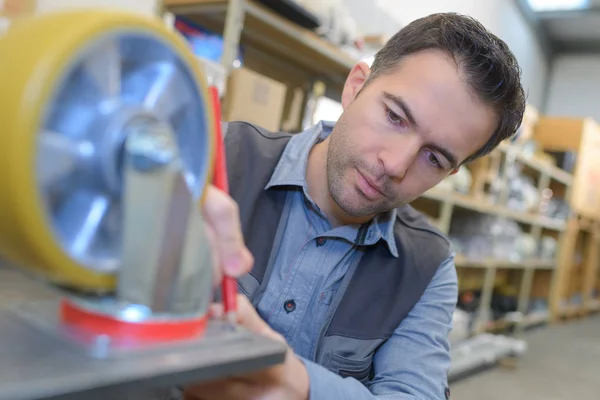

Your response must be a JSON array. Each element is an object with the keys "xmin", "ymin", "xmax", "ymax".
[{"xmin": 187, "ymin": 12, "xmax": 525, "ymax": 400}]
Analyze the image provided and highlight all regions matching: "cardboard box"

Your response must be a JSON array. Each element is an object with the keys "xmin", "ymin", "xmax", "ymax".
[
  {"xmin": 534, "ymin": 117, "xmax": 600, "ymax": 220},
  {"xmin": 222, "ymin": 67, "xmax": 287, "ymax": 132}
]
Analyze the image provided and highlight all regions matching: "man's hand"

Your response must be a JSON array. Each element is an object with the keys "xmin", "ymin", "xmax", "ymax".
[
  {"xmin": 183, "ymin": 295, "xmax": 310, "ymax": 400},
  {"xmin": 202, "ymin": 185, "xmax": 254, "ymax": 285}
]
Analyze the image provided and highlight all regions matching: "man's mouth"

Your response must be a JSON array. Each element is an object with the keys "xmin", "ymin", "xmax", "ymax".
[{"xmin": 356, "ymin": 169, "xmax": 386, "ymax": 200}]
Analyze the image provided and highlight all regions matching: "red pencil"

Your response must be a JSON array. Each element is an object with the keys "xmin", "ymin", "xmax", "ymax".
[{"xmin": 209, "ymin": 85, "xmax": 237, "ymax": 324}]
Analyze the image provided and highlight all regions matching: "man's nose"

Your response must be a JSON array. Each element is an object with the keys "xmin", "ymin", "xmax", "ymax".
[{"xmin": 379, "ymin": 135, "xmax": 421, "ymax": 180}]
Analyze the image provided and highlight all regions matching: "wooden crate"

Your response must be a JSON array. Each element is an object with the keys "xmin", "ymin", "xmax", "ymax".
[{"xmin": 534, "ymin": 117, "xmax": 600, "ymax": 220}]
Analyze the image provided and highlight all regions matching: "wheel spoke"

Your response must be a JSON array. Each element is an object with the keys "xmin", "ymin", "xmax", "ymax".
[
  {"xmin": 56, "ymin": 191, "xmax": 111, "ymax": 258},
  {"xmin": 142, "ymin": 62, "xmax": 192, "ymax": 119},
  {"xmin": 83, "ymin": 38, "xmax": 121, "ymax": 98},
  {"xmin": 38, "ymin": 131, "xmax": 94, "ymax": 188}
]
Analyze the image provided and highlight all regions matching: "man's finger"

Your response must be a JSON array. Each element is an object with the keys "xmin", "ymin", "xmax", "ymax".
[
  {"xmin": 202, "ymin": 222, "xmax": 221, "ymax": 287},
  {"xmin": 208, "ymin": 302, "xmax": 224, "ymax": 319},
  {"xmin": 202, "ymin": 186, "xmax": 252, "ymax": 277}
]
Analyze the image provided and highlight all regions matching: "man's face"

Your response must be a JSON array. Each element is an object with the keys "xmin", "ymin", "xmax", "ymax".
[{"xmin": 325, "ymin": 49, "xmax": 498, "ymax": 219}]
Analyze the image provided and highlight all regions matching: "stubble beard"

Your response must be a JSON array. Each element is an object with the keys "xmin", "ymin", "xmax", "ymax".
[{"xmin": 326, "ymin": 123, "xmax": 396, "ymax": 219}]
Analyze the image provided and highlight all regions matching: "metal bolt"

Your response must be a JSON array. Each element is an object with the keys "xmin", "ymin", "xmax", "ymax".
[{"xmin": 126, "ymin": 122, "xmax": 177, "ymax": 172}]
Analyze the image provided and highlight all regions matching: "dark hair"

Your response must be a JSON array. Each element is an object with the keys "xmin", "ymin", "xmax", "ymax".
[{"xmin": 368, "ymin": 13, "xmax": 526, "ymax": 164}]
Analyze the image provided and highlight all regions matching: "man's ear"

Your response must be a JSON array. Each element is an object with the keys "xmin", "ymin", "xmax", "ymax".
[
  {"xmin": 341, "ymin": 62, "xmax": 371, "ymax": 109},
  {"xmin": 449, "ymin": 167, "xmax": 460, "ymax": 175}
]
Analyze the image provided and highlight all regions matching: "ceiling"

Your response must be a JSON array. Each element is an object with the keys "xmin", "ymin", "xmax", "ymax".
[{"xmin": 519, "ymin": 0, "xmax": 600, "ymax": 54}]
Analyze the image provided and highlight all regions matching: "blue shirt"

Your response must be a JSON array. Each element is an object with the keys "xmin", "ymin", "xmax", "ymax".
[{"xmin": 258, "ymin": 121, "xmax": 458, "ymax": 399}]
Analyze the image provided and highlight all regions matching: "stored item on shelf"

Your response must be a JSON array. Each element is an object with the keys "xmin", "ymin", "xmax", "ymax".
[
  {"xmin": 449, "ymin": 334, "xmax": 527, "ymax": 381},
  {"xmin": 506, "ymin": 174, "xmax": 539, "ymax": 213},
  {"xmin": 257, "ymin": 0, "xmax": 321, "ymax": 30},
  {"xmin": 548, "ymin": 151, "xmax": 577, "ymax": 173},
  {"xmin": 175, "ymin": 17, "xmax": 244, "ymax": 64},
  {"xmin": 295, "ymin": 0, "xmax": 359, "ymax": 48},
  {"xmin": 491, "ymin": 298, "xmax": 517, "ymax": 322},
  {"xmin": 534, "ymin": 117, "xmax": 600, "ymax": 220},
  {"xmin": 222, "ymin": 67, "xmax": 288, "ymax": 132},
  {"xmin": 539, "ymin": 236, "xmax": 558, "ymax": 260},
  {"xmin": 528, "ymin": 298, "xmax": 549, "ymax": 313},
  {"xmin": 458, "ymin": 290, "xmax": 480, "ymax": 313},
  {"xmin": 197, "ymin": 56, "xmax": 227, "ymax": 97},
  {"xmin": 540, "ymin": 197, "xmax": 570, "ymax": 220},
  {"xmin": 514, "ymin": 233, "xmax": 538, "ymax": 260},
  {"xmin": 487, "ymin": 158, "xmax": 539, "ymax": 212},
  {"xmin": 449, "ymin": 214, "xmax": 526, "ymax": 261},
  {"xmin": 449, "ymin": 309, "xmax": 472, "ymax": 344}
]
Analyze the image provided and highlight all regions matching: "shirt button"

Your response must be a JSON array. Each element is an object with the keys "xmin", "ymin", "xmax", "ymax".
[
  {"xmin": 283, "ymin": 299, "xmax": 296, "ymax": 313},
  {"xmin": 316, "ymin": 237, "xmax": 327, "ymax": 247}
]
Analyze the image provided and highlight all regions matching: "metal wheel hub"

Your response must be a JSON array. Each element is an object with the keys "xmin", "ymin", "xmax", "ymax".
[{"xmin": 36, "ymin": 31, "xmax": 212, "ymax": 275}]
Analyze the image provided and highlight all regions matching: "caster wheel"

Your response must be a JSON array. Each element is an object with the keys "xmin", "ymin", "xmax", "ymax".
[{"xmin": 0, "ymin": 10, "xmax": 215, "ymax": 292}]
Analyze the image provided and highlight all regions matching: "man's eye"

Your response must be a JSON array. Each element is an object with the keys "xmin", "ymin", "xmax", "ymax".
[
  {"xmin": 385, "ymin": 106, "xmax": 406, "ymax": 127},
  {"xmin": 427, "ymin": 152, "xmax": 442, "ymax": 169}
]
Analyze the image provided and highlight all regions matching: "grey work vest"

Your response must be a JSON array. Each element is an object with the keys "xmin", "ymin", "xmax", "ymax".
[{"xmin": 224, "ymin": 121, "xmax": 451, "ymax": 384}]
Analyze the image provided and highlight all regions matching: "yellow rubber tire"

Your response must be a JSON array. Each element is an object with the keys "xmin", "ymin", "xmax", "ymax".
[{"xmin": 0, "ymin": 9, "xmax": 215, "ymax": 292}]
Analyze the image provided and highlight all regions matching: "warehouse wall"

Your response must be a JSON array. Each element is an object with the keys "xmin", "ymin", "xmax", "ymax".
[
  {"xmin": 343, "ymin": 0, "xmax": 549, "ymax": 108},
  {"xmin": 545, "ymin": 54, "xmax": 600, "ymax": 120}
]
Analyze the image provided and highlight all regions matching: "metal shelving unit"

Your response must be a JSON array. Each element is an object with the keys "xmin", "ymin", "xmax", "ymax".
[
  {"xmin": 497, "ymin": 142, "xmax": 573, "ymax": 186},
  {"xmin": 422, "ymin": 188, "xmax": 566, "ymax": 232},
  {"xmin": 454, "ymin": 256, "xmax": 555, "ymax": 270},
  {"xmin": 163, "ymin": 0, "xmax": 356, "ymax": 91},
  {"xmin": 412, "ymin": 140, "xmax": 575, "ymax": 336}
]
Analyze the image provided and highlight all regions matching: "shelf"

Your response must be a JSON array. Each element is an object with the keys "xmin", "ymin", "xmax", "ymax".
[
  {"xmin": 164, "ymin": 0, "xmax": 357, "ymax": 89},
  {"xmin": 497, "ymin": 142, "xmax": 573, "ymax": 186},
  {"xmin": 455, "ymin": 256, "xmax": 555, "ymax": 270},
  {"xmin": 420, "ymin": 188, "xmax": 566, "ymax": 231}
]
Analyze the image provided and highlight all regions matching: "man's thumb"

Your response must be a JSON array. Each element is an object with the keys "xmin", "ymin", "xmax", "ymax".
[{"xmin": 236, "ymin": 294, "xmax": 283, "ymax": 341}]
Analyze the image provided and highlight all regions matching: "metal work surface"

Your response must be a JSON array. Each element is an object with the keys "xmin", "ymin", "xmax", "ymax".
[{"xmin": 0, "ymin": 264, "xmax": 287, "ymax": 400}]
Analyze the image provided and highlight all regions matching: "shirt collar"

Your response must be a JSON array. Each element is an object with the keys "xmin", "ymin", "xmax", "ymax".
[
  {"xmin": 266, "ymin": 120, "xmax": 398, "ymax": 258},
  {"xmin": 265, "ymin": 120, "xmax": 333, "ymax": 190}
]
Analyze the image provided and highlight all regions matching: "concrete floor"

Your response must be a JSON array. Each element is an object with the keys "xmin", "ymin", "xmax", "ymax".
[{"xmin": 450, "ymin": 315, "xmax": 600, "ymax": 400}]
